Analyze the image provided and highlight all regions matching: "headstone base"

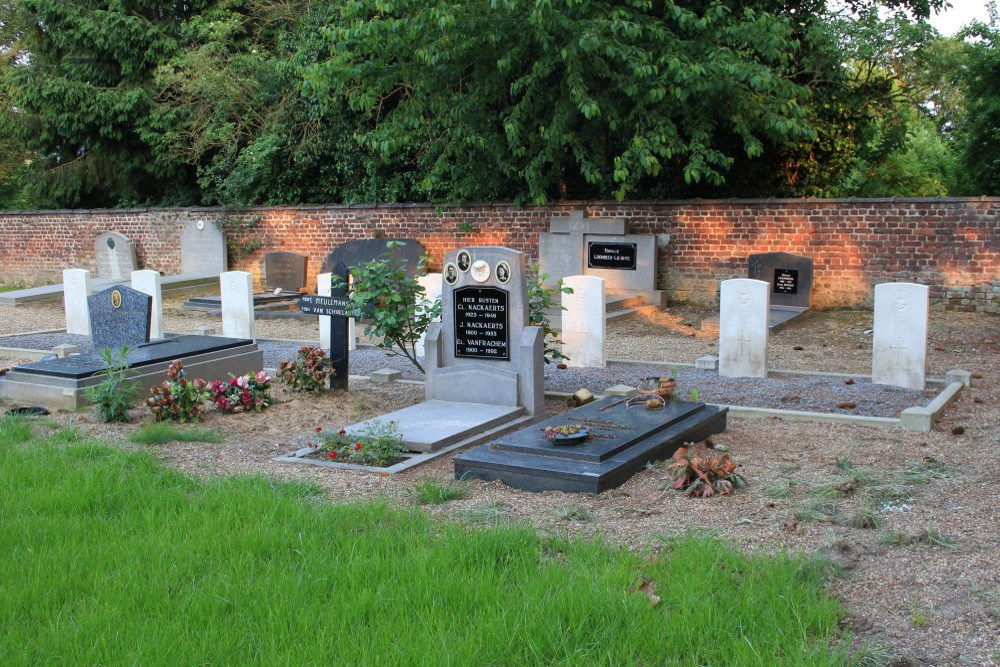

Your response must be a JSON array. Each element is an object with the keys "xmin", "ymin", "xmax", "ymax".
[{"xmin": 454, "ymin": 396, "xmax": 728, "ymax": 493}]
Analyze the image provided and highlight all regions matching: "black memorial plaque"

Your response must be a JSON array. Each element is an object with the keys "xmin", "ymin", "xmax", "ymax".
[
  {"xmin": 773, "ymin": 268, "xmax": 799, "ymax": 295},
  {"xmin": 297, "ymin": 294, "xmax": 353, "ymax": 318},
  {"xmin": 454, "ymin": 286, "xmax": 509, "ymax": 360},
  {"xmin": 587, "ymin": 242, "xmax": 637, "ymax": 270}
]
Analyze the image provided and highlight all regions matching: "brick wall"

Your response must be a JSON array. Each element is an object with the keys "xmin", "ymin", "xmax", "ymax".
[{"xmin": 1, "ymin": 197, "xmax": 997, "ymax": 310}]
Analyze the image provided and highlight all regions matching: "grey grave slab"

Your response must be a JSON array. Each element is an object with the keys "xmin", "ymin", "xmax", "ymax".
[
  {"xmin": 454, "ymin": 395, "xmax": 728, "ymax": 493},
  {"xmin": 94, "ymin": 232, "xmax": 138, "ymax": 280},
  {"xmin": 1, "ymin": 335, "xmax": 261, "ymax": 409},
  {"xmin": 344, "ymin": 400, "xmax": 525, "ymax": 453},
  {"xmin": 264, "ymin": 252, "xmax": 307, "ymax": 292},
  {"xmin": 322, "ymin": 238, "xmax": 426, "ymax": 277},
  {"xmin": 87, "ymin": 285, "xmax": 152, "ymax": 349}
]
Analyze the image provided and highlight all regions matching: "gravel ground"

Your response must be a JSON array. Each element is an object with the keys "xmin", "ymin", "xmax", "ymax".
[{"xmin": 1, "ymin": 292, "xmax": 998, "ymax": 665}]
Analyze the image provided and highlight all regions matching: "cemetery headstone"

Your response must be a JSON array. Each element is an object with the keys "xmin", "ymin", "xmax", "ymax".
[
  {"xmin": 718, "ymin": 278, "xmax": 769, "ymax": 378},
  {"xmin": 63, "ymin": 269, "xmax": 92, "ymax": 335},
  {"xmin": 298, "ymin": 262, "xmax": 351, "ymax": 391},
  {"xmin": 131, "ymin": 270, "xmax": 163, "ymax": 339},
  {"xmin": 220, "ymin": 271, "xmax": 255, "ymax": 339},
  {"xmin": 872, "ymin": 282, "xmax": 928, "ymax": 390},
  {"xmin": 561, "ymin": 275, "xmax": 606, "ymax": 368},
  {"xmin": 538, "ymin": 210, "xmax": 659, "ymax": 294},
  {"xmin": 94, "ymin": 232, "xmax": 138, "ymax": 280},
  {"xmin": 180, "ymin": 219, "xmax": 227, "ymax": 276},
  {"xmin": 317, "ymin": 272, "xmax": 355, "ymax": 352},
  {"xmin": 87, "ymin": 285, "xmax": 152, "ymax": 349},
  {"xmin": 747, "ymin": 252, "xmax": 814, "ymax": 310},
  {"xmin": 263, "ymin": 251, "xmax": 307, "ymax": 292},
  {"xmin": 415, "ymin": 273, "xmax": 443, "ymax": 358},
  {"xmin": 322, "ymin": 238, "xmax": 427, "ymax": 277}
]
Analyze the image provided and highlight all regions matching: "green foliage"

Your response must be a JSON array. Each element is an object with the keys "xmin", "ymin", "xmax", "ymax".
[
  {"xmin": 145, "ymin": 360, "xmax": 211, "ymax": 423},
  {"xmin": 85, "ymin": 346, "xmax": 139, "ymax": 424},
  {"xmin": 955, "ymin": 6, "xmax": 1000, "ymax": 194},
  {"xmin": 336, "ymin": 246, "xmax": 440, "ymax": 373},
  {"xmin": 316, "ymin": 420, "xmax": 407, "ymax": 468},
  {"xmin": 527, "ymin": 268, "xmax": 572, "ymax": 364},
  {"xmin": 277, "ymin": 346, "xmax": 336, "ymax": 393},
  {"xmin": 130, "ymin": 423, "xmax": 225, "ymax": 445},
  {"xmin": 0, "ymin": 415, "xmax": 32, "ymax": 445},
  {"xmin": 215, "ymin": 213, "xmax": 265, "ymax": 266},
  {"xmin": 410, "ymin": 477, "xmax": 470, "ymax": 505}
]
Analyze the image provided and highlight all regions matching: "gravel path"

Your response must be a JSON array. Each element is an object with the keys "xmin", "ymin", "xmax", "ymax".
[{"xmin": 0, "ymin": 333, "xmax": 935, "ymax": 418}]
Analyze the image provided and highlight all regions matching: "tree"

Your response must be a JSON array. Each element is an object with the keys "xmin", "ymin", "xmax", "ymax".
[{"xmin": 954, "ymin": 4, "xmax": 1000, "ymax": 194}]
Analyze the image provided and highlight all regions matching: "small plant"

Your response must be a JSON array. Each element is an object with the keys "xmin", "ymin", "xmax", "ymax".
[
  {"xmin": 334, "ymin": 244, "xmax": 440, "ymax": 373},
  {"xmin": 216, "ymin": 212, "xmax": 265, "ymax": 266},
  {"xmin": 210, "ymin": 371, "xmax": 272, "ymax": 413},
  {"xmin": 553, "ymin": 505, "xmax": 593, "ymax": 522},
  {"xmin": 527, "ymin": 267, "xmax": 572, "ymax": 364},
  {"xmin": 410, "ymin": 477, "xmax": 470, "ymax": 505},
  {"xmin": 456, "ymin": 220, "xmax": 476, "ymax": 234},
  {"xmin": 662, "ymin": 446, "xmax": 746, "ymax": 498},
  {"xmin": 145, "ymin": 360, "xmax": 211, "ymax": 423},
  {"xmin": 85, "ymin": 346, "xmax": 140, "ymax": 423},
  {"xmin": 278, "ymin": 346, "xmax": 336, "ymax": 392},
  {"xmin": 315, "ymin": 420, "xmax": 407, "ymax": 467},
  {"xmin": 130, "ymin": 423, "xmax": 226, "ymax": 445}
]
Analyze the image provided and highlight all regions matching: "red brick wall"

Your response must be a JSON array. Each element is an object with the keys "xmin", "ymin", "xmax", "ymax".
[{"xmin": 1, "ymin": 198, "xmax": 997, "ymax": 309}]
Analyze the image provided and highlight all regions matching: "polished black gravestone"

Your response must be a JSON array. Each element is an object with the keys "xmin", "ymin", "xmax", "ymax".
[
  {"xmin": 263, "ymin": 251, "xmax": 308, "ymax": 293},
  {"xmin": 88, "ymin": 285, "xmax": 152, "ymax": 348},
  {"xmin": 321, "ymin": 238, "xmax": 427, "ymax": 277},
  {"xmin": 0, "ymin": 335, "xmax": 263, "ymax": 410},
  {"xmin": 747, "ymin": 252, "xmax": 813, "ymax": 310},
  {"xmin": 454, "ymin": 396, "xmax": 728, "ymax": 493}
]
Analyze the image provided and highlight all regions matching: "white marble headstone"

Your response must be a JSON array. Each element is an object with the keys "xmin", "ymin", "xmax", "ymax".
[
  {"xmin": 63, "ymin": 268, "xmax": 92, "ymax": 336},
  {"xmin": 317, "ymin": 272, "xmax": 355, "ymax": 352},
  {"xmin": 872, "ymin": 282, "xmax": 928, "ymax": 390},
  {"xmin": 181, "ymin": 219, "xmax": 227, "ymax": 276},
  {"xmin": 220, "ymin": 271, "xmax": 255, "ymax": 340},
  {"xmin": 414, "ymin": 273, "xmax": 443, "ymax": 358},
  {"xmin": 131, "ymin": 270, "xmax": 163, "ymax": 339},
  {"xmin": 94, "ymin": 232, "xmax": 138, "ymax": 280},
  {"xmin": 561, "ymin": 275, "xmax": 606, "ymax": 368},
  {"xmin": 719, "ymin": 278, "xmax": 769, "ymax": 378}
]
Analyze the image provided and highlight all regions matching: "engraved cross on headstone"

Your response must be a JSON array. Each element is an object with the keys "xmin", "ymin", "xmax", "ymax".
[
  {"xmin": 890, "ymin": 336, "xmax": 910, "ymax": 368},
  {"xmin": 736, "ymin": 328, "xmax": 752, "ymax": 358}
]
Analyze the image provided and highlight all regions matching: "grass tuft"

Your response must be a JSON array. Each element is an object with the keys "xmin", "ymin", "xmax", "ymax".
[
  {"xmin": 763, "ymin": 477, "xmax": 792, "ymax": 499},
  {"xmin": 0, "ymin": 416, "xmax": 32, "ymax": 445},
  {"xmin": 880, "ymin": 526, "xmax": 963, "ymax": 550},
  {"xmin": 130, "ymin": 422, "xmax": 225, "ymax": 445},
  {"xmin": 410, "ymin": 477, "xmax": 469, "ymax": 505},
  {"xmin": 552, "ymin": 505, "xmax": 593, "ymax": 522}
]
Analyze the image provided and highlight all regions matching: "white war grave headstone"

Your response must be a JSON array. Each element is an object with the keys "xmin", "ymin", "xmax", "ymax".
[
  {"xmin": 561, "ymin": 275, "xmax": 606, "ymax": 368},
  {"xmin": 63, "ymin": 268, "xmax": 92, "ymax": 335},
  {"xmin": 180, "ymin": 219, "xmax": 228, "ymax": 276},
  {"xmin": 131, "ymin": 270, "xmax": 163, "ymax": 339},
  {"xmin": 872, "ymin": 282, "xmax": 928, "ymax": 390},
  {"xmin": 414, "ymin": 273, "xmax": 443, "ymax": 359},
  {"xmin": 220, "ymin": 271, "xmax": 255, "ymax": 339},
  {"xmin": 94, "ymin": 232, "xmax": 138, "ymax": 281},
  {"xmin": 718, "ymin": 278, "xmax": 769, "ymax": 378}
]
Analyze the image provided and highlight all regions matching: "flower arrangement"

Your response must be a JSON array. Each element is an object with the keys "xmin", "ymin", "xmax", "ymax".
[
  {"xmin": 313, "ymin": 420, "xmax": 407, "ymax": 467},
  {"xmin": 210, "ymin": 371, "xmax": 272, "ymax": 414},
  {"xmin": 663, "ymin": 446, "xmax": 746, "ymax": 498},
  {"xmin": 278, "ymin": 346, "xmax": 336, "ymax": 393},
  {"xmin": 146, "ymin": 360, "xmax": 212, "ymax": 423}
]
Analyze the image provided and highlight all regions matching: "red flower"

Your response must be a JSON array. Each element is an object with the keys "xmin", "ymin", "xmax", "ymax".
[
  {"xmin": 338, "ymin": 429, "xmax": 346, "ymax": 435},
  {"xmin": 315, "ymin": 426, "xmax": 323, "ymax": 432},
  {"xmin": 354, "ymin": 442, "xmax": 363, "ymax": 451},
  {"xmin": 329, "ymin": 451, "xmax": 337, "ymax": 459}
]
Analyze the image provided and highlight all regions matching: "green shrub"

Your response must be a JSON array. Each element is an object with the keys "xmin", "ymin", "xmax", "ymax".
[
  {"xmin": 85, "ymin": 346, "xmax": 140, "ymax": 423},
  {"xmin": 527, "ymin": 267, "xmax": 572, "ymax": 364},
  {"xmin": 277, "ymin": 346, "xmax": 336, "ymax": 392}
]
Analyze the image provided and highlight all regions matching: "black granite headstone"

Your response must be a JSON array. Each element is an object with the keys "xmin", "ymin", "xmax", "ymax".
[
  {"xmin": 587, "ymin": 241, "xmax": 637, "ymax": 270},
  {"xmin": 263, "ymin": 252, "xmax": 307, "ymax": 292},
  {"xmin": 453, "ymin": 286, "xmax": 510, "ymax": 360},
  {"xmin": 321, "ymin": 238, "xmax": 427, "ymax": 277},
  {"xmin": 87, "ymin": 285, "xmax": 152, "ymax": 349},
  {"xmin": 747, "ymin": 252, "xmax": 813, "ymax": 309}
]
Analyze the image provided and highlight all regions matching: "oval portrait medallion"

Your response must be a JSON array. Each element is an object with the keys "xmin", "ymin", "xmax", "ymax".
[
  {"xmin": 444, "ymin": 262, "xmax": 459, "ymax": 285},
  {"xmin": 111, "ymin": 289, "xmax": 123, "ymax": 309},
  {"xmin": 495, "ymin": 261, "xmax": 511, "ymax": 285},
  {"xmin": 456, "ymin": 250, "xmax": 472, "ymax": 272},
  {"xmin": 470, "ymin": 260, "xmax": 490, "ymax": 283}
]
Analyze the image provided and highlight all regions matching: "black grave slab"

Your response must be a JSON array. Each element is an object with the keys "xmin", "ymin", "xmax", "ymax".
[
  {"xmin": 264, "ymin": 252, "xmax": 308, "ymax": 292},
  {"xmin": 87, "ymin": 285, "xmax": 152, "ymax": 349},
  {"xmin": 747, "ymin": 252, "xmax": 814, "ymax": 309},
  {"xmin": 321, "ymin": 238, "xmax": 427, "ymax": 277},
  {"xmin": 183, "ymin": 291, "xmax": 302, "ymax": 312},
  {"xmin": 454, "ymin": 396, "xmax": 728, "ymax": 493}
]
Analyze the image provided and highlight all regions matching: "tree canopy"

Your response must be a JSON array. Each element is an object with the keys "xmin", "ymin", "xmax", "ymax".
[{"xmin": 0, "ymin": 0, "xmax": 993, "ymax": 209}]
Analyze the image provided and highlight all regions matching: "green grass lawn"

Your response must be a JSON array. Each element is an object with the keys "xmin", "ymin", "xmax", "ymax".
[
  {"xmin": 0, "ymin": 285, "xmax": 22, "ymax": 293},
  {"xmin": 0, "ymin": 417, "xmax": 852, "ymax": 664}
]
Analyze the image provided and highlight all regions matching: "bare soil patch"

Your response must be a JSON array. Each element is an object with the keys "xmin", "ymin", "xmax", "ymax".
[{"xmin": 2, "ymin": 297, "xmax": 998, "ymax": 665}]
